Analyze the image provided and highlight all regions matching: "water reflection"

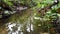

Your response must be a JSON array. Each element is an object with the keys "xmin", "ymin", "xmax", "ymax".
[{"xmin": 4, "ymin": 12, "xmax": 54, "ymax": 34}]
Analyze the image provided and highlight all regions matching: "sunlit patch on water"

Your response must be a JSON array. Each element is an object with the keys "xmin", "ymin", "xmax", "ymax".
[
  {"xmin": 6, "ymin": 22, "xmax": 23, "ymax": 34},
  {"xmin": 26, "ymin": 24, "xmax": 33, "ymax": 32},
  {"xmin": 6, "ymin": 22, "xmax": 34, "ymax": 34}
]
